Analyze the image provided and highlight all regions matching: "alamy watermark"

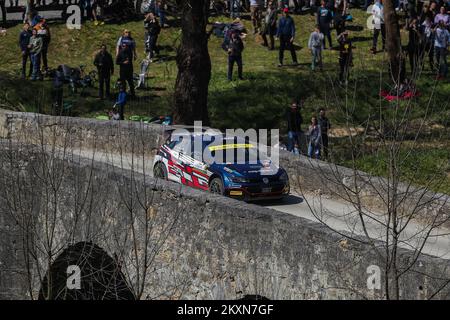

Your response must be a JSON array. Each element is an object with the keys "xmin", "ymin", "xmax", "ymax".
[
  {"xmin": 66, "ymin": 5, "xmax": 81, "ymax": 30},
  {"xmin": 168, "ymin": 121, "xmax": 280, "ymax": 172},
  {"xmin": 367, "ymin": 265, "xmax": 381, "ymax": 290}
]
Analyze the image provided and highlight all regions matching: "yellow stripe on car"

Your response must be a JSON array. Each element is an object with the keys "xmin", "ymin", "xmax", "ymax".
[{"xmin": 208, "ymin": 144, "xmax": 254, "ymax": 151}]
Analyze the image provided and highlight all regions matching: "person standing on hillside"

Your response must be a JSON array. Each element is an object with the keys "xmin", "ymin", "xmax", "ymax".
[
  {"xmin": 116, "ymin": 29, "xmax": 137, "ymax": 61},
  {"xmin": 36, "ymin": 19, "xmax": 50, "ymax": 74},
  {"xmin": 116, "ymin": 42, "xmax": 136, "ymax": 98},
  {"xmin": 94, "ymin": 44, "xmax": 114, "ymax": 100},
  {"xmin": 19, "ymin": 23, "xmax": 33, "ymax": 79},
  {"xmin": 250, "ymin": 0, "xmax": 263, "ymax": 34},
  {"xmin": 307, "ymin": 116, "xmax": 322, "ymax": 159},
  {"xmin": 0, "ymin": 0, "xmax": 6, "ymax": 27},
  {"xmin": 261, "ymin": 0, "xmax": 277, "ymax": 50},
  {"xmin": 144, "ymin": 12, "xmax": 161, "ymax": 61},
  {"xmin": 222, "ymin": 30, "xmax": 244, "ymax": 81},
  {"xmin": 229, "ymin": 0, "xmax": 241, "ymax": 18},
  {"xmin": 318, "ymin": 108, "xmax": 331, "ymax": 159},
  {"xmin": 317, "ymin": 0, "xmax": 333, "ymax": 49},
  {"xmin": 338, "ymin": 31, "xmax": 352, "ymax": 84},
  {"xmin": 28, "ymin": 28, "xmax": 43, "ymax": 81},
  {"xmin": 276, "ymin": 8, "xmax": 298, "ymax": 67},
  {"xmin": 285, "ymin": 101, "xmax": 303, "ymax": 153},
  {"xmin": 434, "ymin": 21, "xmax": 450, "ymax": 80},
  {"xmin": 370, "ymin": 0, "xmax": 385, "ymax": 54},
  {"xmin": 308, "ymin": 24, "xmax": 324, "ymax": 71}
]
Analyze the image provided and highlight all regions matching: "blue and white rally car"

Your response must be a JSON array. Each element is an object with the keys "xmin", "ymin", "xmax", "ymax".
[{"xmin": 152, "ymin": 131, "xmax": 290, "ymax": 201}]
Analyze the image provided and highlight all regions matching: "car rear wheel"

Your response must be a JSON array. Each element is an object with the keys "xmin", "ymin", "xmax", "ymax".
[
  {"xmin": 209, "ymin": 177, "xmax": 224, "ymax": 195},
  {"xmin": 153, "ymin": 162, "xmax": 167, "ymax": 180}
]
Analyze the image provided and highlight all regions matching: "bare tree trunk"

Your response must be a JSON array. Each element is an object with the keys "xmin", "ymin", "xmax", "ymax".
[
  {"xmin": 384, "ymin": 0, "xmax": 405, "ymax": 85},
  {"xmin": 173, "ymin": 0, "xmax": 211, "ymax": 125}
]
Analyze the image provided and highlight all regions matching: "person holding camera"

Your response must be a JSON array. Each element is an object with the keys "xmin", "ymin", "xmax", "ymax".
[
  {"xmin": 222, "ymin": 30, "xmax": 244, "ymax": 81},
  {"xmin": 94, "ymin": 44, "xmax": 114, "ymax": 99}
]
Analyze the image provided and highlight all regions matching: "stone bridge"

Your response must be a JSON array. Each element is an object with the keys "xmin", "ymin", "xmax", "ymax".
[{"xmin": 0, "ymin": 110, "xmax": 449, "ymax": 300}]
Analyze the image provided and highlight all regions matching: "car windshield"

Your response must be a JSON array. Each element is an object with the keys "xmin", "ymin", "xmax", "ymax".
[{"xmin": 203, "ymin": 138, "xmax": 268, "ymax": 165}]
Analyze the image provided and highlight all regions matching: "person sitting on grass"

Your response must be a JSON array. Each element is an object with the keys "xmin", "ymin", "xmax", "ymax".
[{"xmin": 109, "ymin": 106, "xmax": 121, "ymax": 121}]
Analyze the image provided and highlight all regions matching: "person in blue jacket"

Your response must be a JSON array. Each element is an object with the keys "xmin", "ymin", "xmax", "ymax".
[
  {"xmin": 317, "ymin": 0, "xmax": 333, "ymax": 49},
  {"xmin": 276, "ymin": 7, "xmax": 298, "ymax": 67},
  {"xmin": 19, "ymin": 22, "xmax": 33, "ymax": 79},
  {"xmin": 114, "ymin": 81, "xmax": 127, "ymax": 120}
]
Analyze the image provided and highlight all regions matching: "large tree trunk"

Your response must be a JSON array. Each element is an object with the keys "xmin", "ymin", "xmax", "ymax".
[
  {"xmin": 384, "ymin": 0, "xmax": 405, "ymax": 85},
  {"xmin": 173, "ymin": 0, "xmax": 211, "ymax": 125}
]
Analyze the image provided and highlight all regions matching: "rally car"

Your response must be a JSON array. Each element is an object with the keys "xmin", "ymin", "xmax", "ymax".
[{"xmin": 152, "ymin": 131, "xmax": 290, "ymax": 201}]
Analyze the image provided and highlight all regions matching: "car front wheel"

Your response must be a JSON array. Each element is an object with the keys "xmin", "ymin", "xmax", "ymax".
[{"xmin": 209, "ymin": 177, "xmax": 224, "ymax": 195}]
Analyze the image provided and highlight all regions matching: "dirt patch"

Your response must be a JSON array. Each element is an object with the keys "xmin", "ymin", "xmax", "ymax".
[{"xmin": 329, "ymin": 127, "xmax": 365, "ymax": 138}]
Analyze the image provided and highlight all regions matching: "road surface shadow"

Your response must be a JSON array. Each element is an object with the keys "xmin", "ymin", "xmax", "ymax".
[{"xmin": 257, "ymin": 194, "xmax": 304, "ymax": 207}]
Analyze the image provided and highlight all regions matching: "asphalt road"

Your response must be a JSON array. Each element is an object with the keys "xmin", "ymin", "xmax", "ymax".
[{"xmin": 66, "ymin": 147, "xmax": 450, "ymax": 260}]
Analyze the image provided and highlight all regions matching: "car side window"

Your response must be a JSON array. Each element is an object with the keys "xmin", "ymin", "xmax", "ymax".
[{"xmin": 171, "ymin": 136, "xmax": 191, "ymax": 154}]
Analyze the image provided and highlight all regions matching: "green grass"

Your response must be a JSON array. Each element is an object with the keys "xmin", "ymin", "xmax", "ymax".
[{"xmin": 0, "ymin": 9, "xmax": 449, "ymax": 193}]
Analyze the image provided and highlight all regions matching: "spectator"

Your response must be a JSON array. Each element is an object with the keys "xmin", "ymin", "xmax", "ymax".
[
  {"xmin": 0, "ymin": 0, "xmax": 6, "ymax": 26},
  {"xmin": 250, "ymin": 0, "xmax": 263, "ymax": 34},
  {"xmin": 317, "ymin": 0, "xmax": 332, "ymax": 49},
  {"xmin": 113, "ymin": 81, "xmax": 127, "ymax": 120},
  {"xmin": 434, "ymin": 5, "xmax": 449, "ymax": 26},
  {"xmin": 144, "ymin": 12, "xmax": 161, "ymax": 61},
  {"xmin": 222, "ymin": 30, "xmax": 244, "ymax": 81},
  {"xmin": 370, "ymin": 0, "xmax": 385, "ymax": 54},
  {"xmin": 19, "ymin": 23, "xmax": 33, "ymax": 79},
  {"xmin": 364, "ymin": 0, "xmax": 373, "ymax": 10},
  {"xmin": 276, "ymin": 8, "xmax": 298, "ymax": 67},
  {"xmin": 51, "ymin": 65, "xmax": 65, "ymax": 113},
  {"xmin": 28, "ymin": 28, "xmax": 43, "ymax": 81},
  {"xmin": 116, "ymin": 42, "xmax": 136, "ymax": 98},
  {"xmin": 229, "ymin": 0, "xmax": 241, "ymax": 18},
  {"xmin": 407, "ymin": 18, "xmax": 421, "ymax": 77},
  {"xmin": 285, "ymin": 101, "xmax": 303, "ymax": 153},
  {"xmin": 308, "ymin": 24, "xmax": 324, "ymax": 71},
  {"xmin": 94, "ymin": 44, "xmax": 114, "ymax": 100},
  {"xmin": 91, "ymin": 0, "xmax": 105, "ymax": 26},
  {"xmin": 334, "ymin": 0, "xmax": 347, "ymax": 36},
  {"xmin": 307, "ymin": 116, "xmax": 322, "ymax": 159},
  {"xmin": 280, "ymin": 0, "xmax": 301, "ymax": 13},
  {"xmin": 338, "ymin": 31, "xmax": 352, "ymax": 84},
  {"xmin": 419, "ymin": 4, "xmax": 434, "ymax": 24},
  {"xmin": 23, "ymin": 0, "xmax": 36, "ymax": 24},
  {"xmin": 420, "ymin": 15, "xmax": 434, "ymax": 71},
  {"xmin": 434, "ymin": 21, "xmax": 450, "ymax": 80},
  {"xmin": 429, "ymin": 1, "xmax": 438, "ymax": 18},
  {"xmin": 155, "ymin": 0, "xmax": 167, "ymax": 28},
  {"xmin": 318, "ymin": 108, "xmax": 331, "ymax": 158},
  {"xmin": 36, "ymin": 19, "xmax": 50, "ymax": 73},
  {"xmin": 79, "ymin": 0, "xmax": 92, "ymax": 21},
  {"xmin": 109, "ymin": 106, "xmax": 121, "ymax": 120},
  {"xmin": 261, "ymin": 0, "xmax": 277, "ymax": 50},
  {"xmin": 116, "ymin": 29, "xmax": 137, "ymax": 61}
]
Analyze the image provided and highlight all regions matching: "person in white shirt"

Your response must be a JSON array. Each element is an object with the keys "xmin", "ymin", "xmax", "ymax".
[
  {"xmin": 370, "ymin": 0, "xmax": 385, "ymax": 54},
  {"xmin": 434, "ymin": 21, "xmax": 450, "ymax": 79}
]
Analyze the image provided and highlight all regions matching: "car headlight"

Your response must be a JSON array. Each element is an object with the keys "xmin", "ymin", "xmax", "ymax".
[
  {"xmin": 279, "ymin": 171, "xmax": 288, "ymax": 182},
  {"xmin": 232, "ymin": 176, "xmax": 249, "ymax": 183}
]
